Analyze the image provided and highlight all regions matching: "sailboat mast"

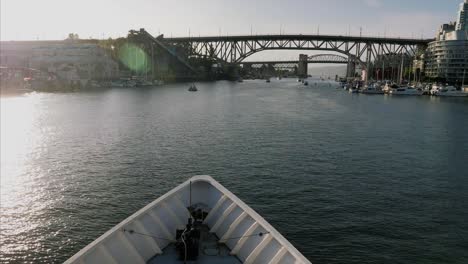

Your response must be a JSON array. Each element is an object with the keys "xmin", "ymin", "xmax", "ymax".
[
  {"xmin": 463, "ymin": 68, "xmax": 466, "ymax": 89},
  {"xmin": 399, "ymin": 54, "xmax": 404, "ymax": 85}
]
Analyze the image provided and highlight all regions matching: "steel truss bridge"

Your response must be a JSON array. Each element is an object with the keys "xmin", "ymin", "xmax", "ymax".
[
  {"xmin": 162, "ymin": 34, "xmax": 432, "ymax": 69},
  {"xmin": 240, "ymin": 54, "xmax": 349, "ymax": 69}
]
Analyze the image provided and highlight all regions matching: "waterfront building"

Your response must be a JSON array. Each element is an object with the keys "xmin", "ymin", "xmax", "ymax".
[
  {"xmin": 29, "ymin": 42, "xmax": 118, "ymax": 84},
  {"xmin": 1, "ymin": 41, "xmax": 58, "ymax": 68},
  {"xmin": 424, "ymin": 0, "xmax": 468, "ymax": 84},
  {"xmin": 1, "ymin": 40, "xmax": 119, "ymax": 86}
]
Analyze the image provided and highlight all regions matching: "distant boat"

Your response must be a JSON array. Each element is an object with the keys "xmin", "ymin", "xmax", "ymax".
[
  {"xmin": 360, "ymin": 83, "xmax": 384, "ymax": 94},
  {"xmin": 136, "ymin": 80, "xmax": 154, "ymax": 87},
  {"xmin": 360, "ymin": 88, "xmax": 383, "ymax": 94},
  {"xmin": 153, "ymin": 80, "xmax": 164, "ymax": 86},
  {"xmin": 110, "ymin": 78, "xmax": 137, "ymax": 88},
  {"xmin": 389, "ymin": 86, "xmax": 423, "ymax": 96},
  {"xmin": 304, "ymin": 81, "xmax": 309, "ymax": 86},
  {"xmin": 266, "ymin": 78, "xmax": 271, "ymax": 83},
  {"xmin": 349, "ymin": 87, "xmax": 359, "ymax": 93},
  {"xmin": 430, "ymin": 84, "xmax": 442, "ymax": 95},
  {"xmin": 383, "ymin": 83, "xmax": 398, "ymax": 94},
  {"xmin": 127, "ymin": 80, "xmax": 138, "ymax": 87},
  {"xmin": 64, "ymin": 176, "xmax": 312, "ymax": 264},
  {"xmin": 435, "ymin": 86, "xmax": 468, "ymax": 97},
  {"xmin": 188, "ymin": 84, "xmax": 198, "ymax": 92}
]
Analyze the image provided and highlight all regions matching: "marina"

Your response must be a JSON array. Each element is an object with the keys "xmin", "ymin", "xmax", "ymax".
[{"xmin": 338, "ymin": 80, "xmax": 468, "ymax": 97}]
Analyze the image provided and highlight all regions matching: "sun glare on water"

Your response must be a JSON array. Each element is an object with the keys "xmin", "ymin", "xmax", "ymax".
[{"xmin": 0, "ymin": 93, "xmax": 53, "ymax": 256}]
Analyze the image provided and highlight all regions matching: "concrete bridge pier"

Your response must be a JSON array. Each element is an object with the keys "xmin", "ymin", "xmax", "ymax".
[{"xmin": 298, "ymin": 54, "xmax": 308, "ymax": 78}]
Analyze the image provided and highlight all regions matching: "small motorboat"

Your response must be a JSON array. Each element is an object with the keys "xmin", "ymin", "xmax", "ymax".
[
  {"xmin": 304, "ymin": 81, "xmax": 309, "ymax": 86},
  {"xmin": 153, "ymin": 80, "xmax": 164, "ymax": 86},
  {"xmin": 435, "ymin": 86, "xmax": 468, "ymax": 97},
  {"xmin": 188, "ymin": 84, "xmax": 198, "ymax": 92},
  {"xmin": 389, "ymin": 86, "xmax": 423, "ymax": 96},
  {"xmin": 110, "ymin": 80, "xmax": 126, "ymax": 88},
  {"xmin": 360, "ymin": 87, "xmax": 384, "ymax": 94},
  {"xmin": 127, "ymin": 80, "xmax": 138, "ymax": 88},
  {"xmin": 65, "ymin": 176, "xmax": 311, "ymax": 264},
  {"xmin": 360, "ymin": 83, "xmax": 384, "ymax": 94},
  {"xmin": 349, "ymin": 87, "xmax": 359, "ymax": 93},
  {"xmin": 430, "ymin": 84, "xmax": 442, "ymax": 95},
  {"xmin": 266, "ymin": 78, "xmax": 271, "ymax": 83},
  {"xmin": 383, "ymin": 83, "xmax": 399, "ymax": 94}
]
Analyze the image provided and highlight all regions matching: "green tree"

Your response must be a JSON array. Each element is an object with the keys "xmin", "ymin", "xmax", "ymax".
[{"xmin": 66, "ymin": 33, "xmax": 80, "ymax": 40}]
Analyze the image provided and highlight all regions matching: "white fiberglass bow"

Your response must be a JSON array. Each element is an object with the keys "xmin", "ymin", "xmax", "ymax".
[{"xmin": 65, "ymin": 176, "xmax": 312, "ymax": 264}]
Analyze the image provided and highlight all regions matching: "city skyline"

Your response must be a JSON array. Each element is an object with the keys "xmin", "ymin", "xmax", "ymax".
[{"xmin": 0, "ymin": 0, "xmax": 463, "ymax": 41}]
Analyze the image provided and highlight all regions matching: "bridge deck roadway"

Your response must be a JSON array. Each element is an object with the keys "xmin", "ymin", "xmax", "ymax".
[{"xmin": 164, "ymin": 34, "xmax": 433, "ymax": 45}]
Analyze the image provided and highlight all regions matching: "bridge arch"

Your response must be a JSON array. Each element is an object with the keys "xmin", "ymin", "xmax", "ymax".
[
  {"xmin": 239, "ymin": 53, "xmax": 351, "ymax": 67},
  {"xmin": 307, "ymin": 54, "xmax": 348, "ymax": 63},
  {"xmin": 237, "ymin": 47, "xmax": 365, "ymax": 69}
]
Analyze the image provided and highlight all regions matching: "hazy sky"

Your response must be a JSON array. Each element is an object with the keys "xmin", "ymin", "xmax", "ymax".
[{"xmin": 1, "ymin": 0, "xmax": 463, "ymax": 41}]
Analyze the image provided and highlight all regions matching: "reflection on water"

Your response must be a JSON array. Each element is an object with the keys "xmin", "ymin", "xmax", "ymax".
[
  {"xmin": 1, "ymin": 94, "xmax": 46, "ymax": 258},
  {"xmin": 1, "ymin": 80, "xmax": 468, "ymax": 263}
]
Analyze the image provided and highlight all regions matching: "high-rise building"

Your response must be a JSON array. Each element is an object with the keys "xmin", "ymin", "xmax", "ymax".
[
  {"xmin": 456, "ymin": 0, "xmax": 468, "ymax": 31},
  {"xmin": 424, "ymin": 1, "xmax": 468, "ymax": 84}
]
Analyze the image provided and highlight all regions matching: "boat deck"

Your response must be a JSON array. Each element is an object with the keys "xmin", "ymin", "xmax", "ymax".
[{"xmin": 147, "ymin": 225, "xmax": 241, "ymax": 264}]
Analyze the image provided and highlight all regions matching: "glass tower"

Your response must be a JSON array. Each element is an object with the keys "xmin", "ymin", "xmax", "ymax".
[{"xmin": 456, "ymin": 0, "xmax": 468, "ymax": 31}]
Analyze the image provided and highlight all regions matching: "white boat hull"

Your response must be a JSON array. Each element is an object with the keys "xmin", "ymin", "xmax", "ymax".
[
  {"xmin": 435, "ymin": 89, "xmax": 468, "ymax": 97},
  {"xmin": 389, "ymin": 89, "xmax": 423, "ymax": 96},
  {"xmin": 65, "ymin": 176, "xmax": 311, "ymax": 264},
  {"xmin": 360, "ymin": 89, "xmax": 384, "ymax": 94}
]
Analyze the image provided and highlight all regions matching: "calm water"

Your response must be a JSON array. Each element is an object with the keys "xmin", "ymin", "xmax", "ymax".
[{"xmin": 1, "ymin": 79, "xmax": 468, "ymax": 264}]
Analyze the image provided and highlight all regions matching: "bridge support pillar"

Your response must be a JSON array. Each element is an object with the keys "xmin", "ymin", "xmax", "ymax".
[
  {"xmin": 298, "ymin": 54, "xmax": 308, "ymax": 78},
  {"xmin": 364, "ymin": 44, "xmax": 372, "ymax": 83}
]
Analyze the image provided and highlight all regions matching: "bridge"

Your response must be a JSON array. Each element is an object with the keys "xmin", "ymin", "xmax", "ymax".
[
  {"xmin": 240, "ymin": 54, "xmax": 349, "ymax": 68},
  {"xmin": 238, "ymin": 54, "xmax": 350, "ymax": 76},
  {"xmin": 163, "ymin": 34, "xmax": 431, "ymax": 64},
  {"xmin": 130, "ymin": 29, "xmax": 433, "ymax": 79}
]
